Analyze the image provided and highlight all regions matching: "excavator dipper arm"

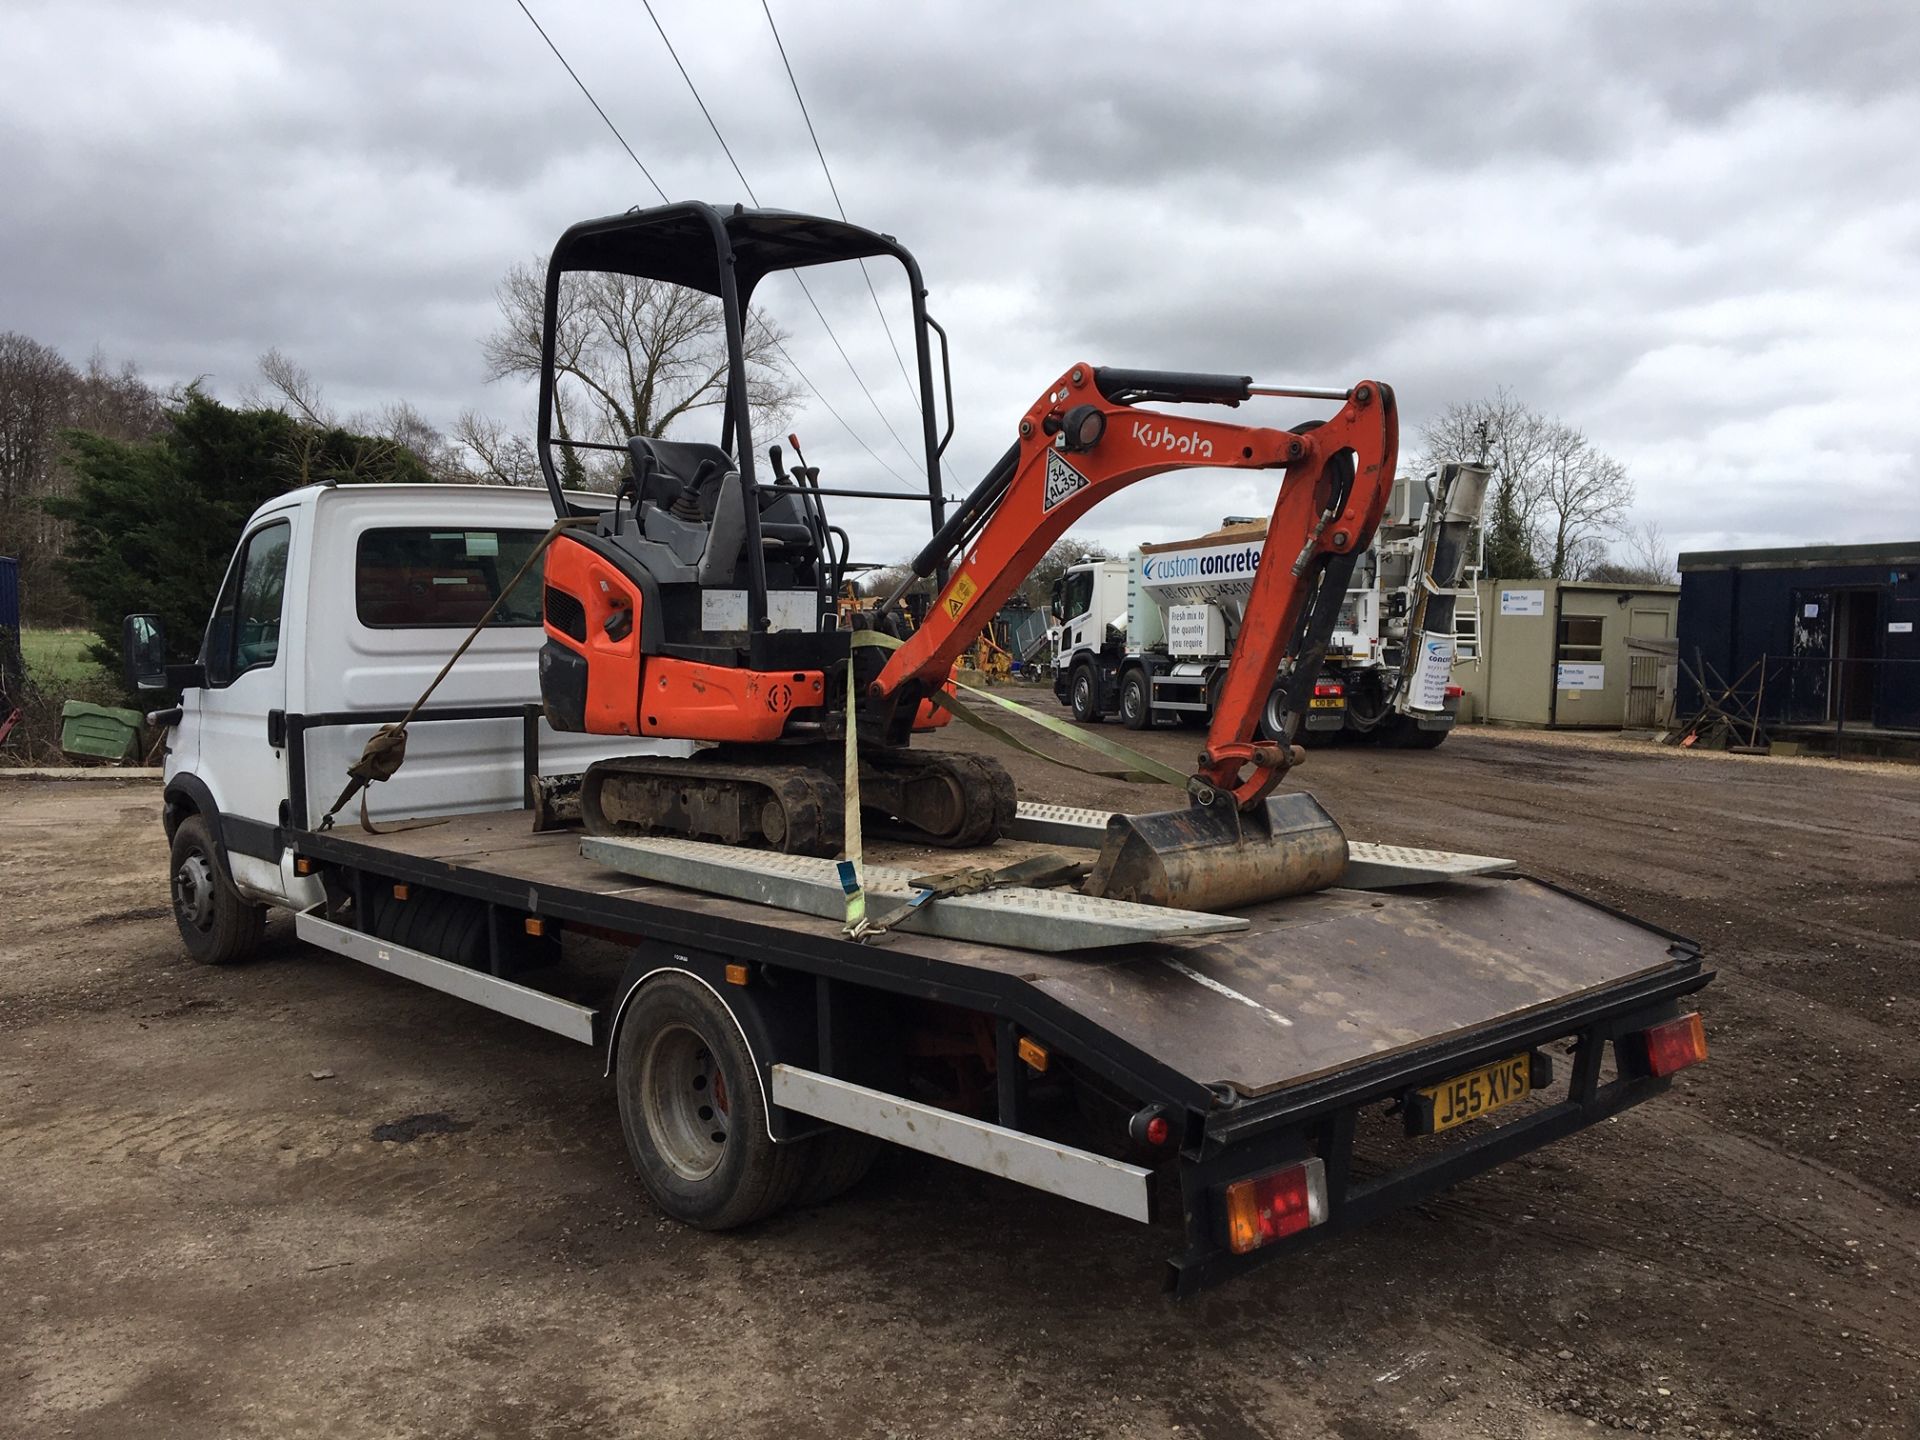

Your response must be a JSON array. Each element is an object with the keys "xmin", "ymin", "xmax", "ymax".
[{"xmin": 871, "ymin": 363, "xmax": 1399, "ymax": 811}]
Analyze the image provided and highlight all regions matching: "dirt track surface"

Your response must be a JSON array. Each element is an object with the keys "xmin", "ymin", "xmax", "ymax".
[{"xmin": 3, "ymin": 724, "xmax": 1917, "ymax": 1439}]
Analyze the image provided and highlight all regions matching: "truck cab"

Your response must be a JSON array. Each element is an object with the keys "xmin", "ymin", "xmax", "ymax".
[
  {"xmin": 124, "ymin": 483, "xmax": 674, "ymax": 958},
  {"xmin": 1048, "ymin": 558, "xmax": 1131, "ymax": 719}
]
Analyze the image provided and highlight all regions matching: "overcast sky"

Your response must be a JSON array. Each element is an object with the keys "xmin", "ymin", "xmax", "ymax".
[{"xmin": 4, "ymin": 1, "xmax": 1917, "ymax": 565}]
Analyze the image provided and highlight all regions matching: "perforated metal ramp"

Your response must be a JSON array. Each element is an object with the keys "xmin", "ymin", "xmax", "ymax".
[
  {"xmin": 1007, "ymin": 801, "xmax": 1514, "ymax": 889},
  {"xmin": 580, "ymin": 835, "xmax": 1248, "ymax": 951}
]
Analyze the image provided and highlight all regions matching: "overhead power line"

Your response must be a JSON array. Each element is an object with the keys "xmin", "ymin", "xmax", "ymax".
[
  {"xmin": 637, "ymin": 0, "xmax": 927, "ymax": 480},
  {"xmin": 513, "ymin": 0, "xmax": 667, "ymax": 204},
  {"xmin": 760, "ymin": 0, "xmax": 922, "ymax": 417},
  {"xmin": 510, "ymin": 0, "xmax": 916, "ymax": 489}
]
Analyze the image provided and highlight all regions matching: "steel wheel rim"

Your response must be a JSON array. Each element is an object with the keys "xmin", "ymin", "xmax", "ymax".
[
  {"xmin": 640, "ymin": 1022, "xmax": 730, "ymax": 1181},
  {"xmin": 1123, "ymin": 678, "xmax": 1142, "ymax": 720},
  {"xmin": 1073, "ymin": 672, "xmax": 1091, "ymax": 713},
  {"xmin": 174, "ymin": 851, "xmax": 215, "ymax": 933},
  {"xmin": 1264, "ymin": 689, "xmax": 1289, "ymax": 739}
]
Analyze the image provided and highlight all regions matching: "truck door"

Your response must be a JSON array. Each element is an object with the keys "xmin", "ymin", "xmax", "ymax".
[{"xmin": 194, "ymin": 515, "xmax": 294, "ymax": 898}]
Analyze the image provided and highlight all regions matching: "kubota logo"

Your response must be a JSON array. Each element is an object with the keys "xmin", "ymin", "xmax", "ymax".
[{"xmin": 1132, "ymin": 419, "xmax": 1214, "ymax": 458}]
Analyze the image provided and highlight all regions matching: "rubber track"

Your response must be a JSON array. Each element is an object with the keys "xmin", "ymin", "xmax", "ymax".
[
  {"xmin": 860, "ymin": 748, "xmax": 1019, "ymax": 849},
  {"xmin": 582, "ymin": 756, "xmax": 843, "ymax": 855}
]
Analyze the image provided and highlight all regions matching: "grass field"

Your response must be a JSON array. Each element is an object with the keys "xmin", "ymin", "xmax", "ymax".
[{"xmin": 19, "ymin": 629, "xmax": 109, "ymax": 689}]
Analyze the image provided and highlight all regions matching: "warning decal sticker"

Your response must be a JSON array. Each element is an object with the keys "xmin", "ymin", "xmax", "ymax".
[
  {"xmin": 943, "ymin": 570, "xmax": 978, "ymax": 621},
  {"xmin": 1043, "ymin": 450, "xmax": 1088, "ymax": 512}
]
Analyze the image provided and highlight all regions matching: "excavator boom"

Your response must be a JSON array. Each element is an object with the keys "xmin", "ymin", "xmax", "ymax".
[{"xmin": 871, "ymin": 364, "xmax": 1399, "ymax": 813}]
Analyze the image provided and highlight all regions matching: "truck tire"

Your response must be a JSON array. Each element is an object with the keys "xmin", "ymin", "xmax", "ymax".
[
  {"xmin": 1256, "ymin": 685, "xmax": 1300, "ymax": 744},
  {"xmin": 615, "ymin": 974, "xmax": 807, "ymax": 1230},
  {"xmin": 169, "ymin": 814, "xmax": 266, "ymax": 965},
  {"xmin": 365, "ymin": 886, "xmax": 488, "ymax": 969},
  {"xmin": 792, "ymin": 1127, "xmax": 883, "ymax": 1207},
  {"xmin": 1119, "ymin": 668, "xmax": 1154, "ymax": 730},
  {"xmin": 1069, "ymin": 663, "xmax": 1103, "ymax": 723}
]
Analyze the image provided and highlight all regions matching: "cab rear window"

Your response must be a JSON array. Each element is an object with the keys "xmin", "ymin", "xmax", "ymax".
[{"xmin": 355, "ymin": 527, "xmax": 546, "ymax": 629}]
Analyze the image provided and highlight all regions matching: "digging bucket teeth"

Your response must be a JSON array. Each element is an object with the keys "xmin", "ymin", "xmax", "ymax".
[{"xmin": 1085, "ymin": 792, "xmax": 1349, "ymax": 913}]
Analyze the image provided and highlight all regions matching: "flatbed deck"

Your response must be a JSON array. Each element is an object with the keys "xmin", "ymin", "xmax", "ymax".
[{"xmin": 299, "ymin": 809, "xmax": 1702, "ymax": 1108}]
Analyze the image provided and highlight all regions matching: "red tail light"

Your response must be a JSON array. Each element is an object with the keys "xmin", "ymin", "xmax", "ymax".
[
  {"xmin": 1444, "ymin": 684, "xmax": 1464, "ymax": 698},
  {"xmin": 1222, "ymin": 1158, "xmax": 1328, "ymax": 1254},
  {"xmin": 1312, "ymin": 680, "xmax": 1344, "ymax": 698},
  {"xmin": 1632, "ymin": 1012, "xmax": 1708, "ymax": 1078}
]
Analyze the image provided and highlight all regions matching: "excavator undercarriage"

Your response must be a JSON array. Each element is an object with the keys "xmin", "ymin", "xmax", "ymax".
[{"xmin": 578, "ymin": 746, "xmax": 1017, "ymax": 855}]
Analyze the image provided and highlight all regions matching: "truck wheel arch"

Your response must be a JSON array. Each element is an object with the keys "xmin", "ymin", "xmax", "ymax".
[
  {"xmin": 163, "ymin": 774, "xmax": 221, "ymax": 848},
  {"xmin": 603, "ymin": 950, "xmax": 821, "ymax": 1144}
]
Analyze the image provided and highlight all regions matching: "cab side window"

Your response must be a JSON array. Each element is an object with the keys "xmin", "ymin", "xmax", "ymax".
[
  {"xmin": 204, "ymin": 520, "xmax": 291, "ymax": 686},
  {"xmin": 1061, "ymin": 570, "xmax": 1094, "ymax": 622}
]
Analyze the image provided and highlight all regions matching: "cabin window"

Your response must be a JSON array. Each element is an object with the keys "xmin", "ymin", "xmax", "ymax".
[{"xmin": 355, "ymin": 528, "xmax": 547, "ymax": 629}]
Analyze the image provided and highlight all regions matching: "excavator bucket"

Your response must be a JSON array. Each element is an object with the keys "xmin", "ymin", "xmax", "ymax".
[{"xmin": 1085, "ymin": 792, "xmax": 1349, "ymax": 913}]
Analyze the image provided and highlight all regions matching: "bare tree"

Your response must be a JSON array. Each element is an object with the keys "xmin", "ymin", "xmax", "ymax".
[
  {"xmin": 1537, "ymin": 423, "xmax": 1633, "ymax": 578},
  {"xmin": 0, "ymin": 335, "xmax": 165, "ymax": 623},
  {"xmin": 254, "ymin": 350, "xmax": 470, "ymax": 483},
  {"xmin": 454, "ymin": 410, "xmax": 541, "ymax": 487},
  {"xmin": 480, "ymin": 261, "xmax": 801, "ymax": 467},
  {"xmin": 256, "ymin": 347, "xmax": 332, "ymax": 426},
  {"xmin": 1419, "ymin": 390, "xmax": 1633, "ymax": 579},
  {"xmin": 1587, "ymin": 516, "xmax": 1676, "ymax": 585}
]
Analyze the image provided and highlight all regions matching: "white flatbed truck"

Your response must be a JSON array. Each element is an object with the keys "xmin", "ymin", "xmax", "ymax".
[{"xmin": 125, "ymin": 481, "xmax": 1713, "ymax": 1293}]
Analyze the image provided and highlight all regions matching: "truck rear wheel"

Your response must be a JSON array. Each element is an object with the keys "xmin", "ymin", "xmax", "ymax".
[
  {"xmin": 1257, "ymin": 685, "xmax": 1300, "ymax": 744},
  {"xmin": 615, "ymin": 974, "xmax": 806, "ymax": 1229},
  {"xmin": 169, "ymin": 814, "xmax": 266, "ymax": 966},
  {"xmin": 793, "ymin": 1127, "xmax": 883, "ymax": 1206},
  {"xmin": 1119, "ymin": 669, "xmax": 1154, "ymax": 730},
  {"xmin": 1069, "ymin": 663, "xmax": 1103, "ymax": 723}
]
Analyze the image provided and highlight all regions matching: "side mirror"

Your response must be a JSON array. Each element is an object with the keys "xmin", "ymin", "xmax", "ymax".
[
  {"xmin": 122, "ymin": 614, "xmax": 168, "ymax": 691},
  {"xmin": 1049, "ymin": 579, "xmax": 1063, "ymax": 620}
]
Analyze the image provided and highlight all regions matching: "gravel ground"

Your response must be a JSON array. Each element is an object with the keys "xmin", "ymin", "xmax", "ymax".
[{"xmin": 2, "ymin": 721, "xmax": 1916, "ymax": 1439}]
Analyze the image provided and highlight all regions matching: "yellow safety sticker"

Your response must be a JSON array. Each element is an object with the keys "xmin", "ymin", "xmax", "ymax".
[{"xmin": 942, "ymin": 571, "xmax": 978, "ymax": 621}]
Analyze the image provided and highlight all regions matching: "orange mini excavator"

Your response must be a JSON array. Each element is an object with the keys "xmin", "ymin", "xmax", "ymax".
[{"xmin": 535, "ymin": 203, "xmax": 1398, "ymax": 910}]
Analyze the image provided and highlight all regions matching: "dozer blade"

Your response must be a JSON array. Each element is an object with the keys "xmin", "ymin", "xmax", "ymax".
[{"xmin": 1084, "ymin": 792, "xmax": 1348, "ymax": 913}]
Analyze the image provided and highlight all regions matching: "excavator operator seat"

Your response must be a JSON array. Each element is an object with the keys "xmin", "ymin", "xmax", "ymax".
[{"xmin": 605, "ymin": 435, "xmax": 821, "ymax": 592}]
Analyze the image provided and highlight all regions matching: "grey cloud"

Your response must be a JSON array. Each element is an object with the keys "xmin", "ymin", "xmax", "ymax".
[{"xmin": 2, "ymin": 0, "xmax": 1915, "ymax": 568}]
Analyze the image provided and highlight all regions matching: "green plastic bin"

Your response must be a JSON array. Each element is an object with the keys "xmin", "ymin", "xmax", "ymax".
[{"xmin": 60, "ymin": 700, "xmax": 144, "ymax": 762}]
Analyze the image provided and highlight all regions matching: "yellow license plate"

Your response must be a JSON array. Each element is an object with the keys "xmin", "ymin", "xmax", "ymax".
[
  {"xmin": 1309, "ymin": 696, "xmax": 1343, "ymax": 709},
  {"xmin": 1414, "ymin": 1053, "xmax": 1532, "ymax": 1134}
]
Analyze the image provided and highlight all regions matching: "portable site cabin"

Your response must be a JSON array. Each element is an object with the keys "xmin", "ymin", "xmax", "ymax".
[
  {"xmin": 1451, "ymin": 579, "xmax": 1681, "ymax": 729},
  {"xmin": 1677, "ymin": 542, "xmax": 1920, "ymax": 738}
]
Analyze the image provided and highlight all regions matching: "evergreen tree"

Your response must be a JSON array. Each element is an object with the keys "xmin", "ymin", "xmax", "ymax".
[
  {"xmin": 1482, "ymin": 476, "xmax": 1541, "ymax": 580},
  {"xmin": 47, "ymin": 387, "xmax": 431, "ymax": 683}
]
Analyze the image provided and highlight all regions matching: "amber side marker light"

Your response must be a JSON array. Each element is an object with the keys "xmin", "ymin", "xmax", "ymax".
[
  {"xmin": 1222, "ymin": 1157, "xmax": 1328, "ymax": 1255},
  {"xmin": 524, "ymin": 917, "xmax": 546, "ymax": 938},
  {"xmin": 724, "ymin": 963, "xmax": 751, "ymax": 987},
  {"xmin": 1633, "ymin": 1012, "xmax": 1708, "ymax": 1078},
  {"xmin": 293, "ymin": 857, "xmax": 316, "ymax": 876}
]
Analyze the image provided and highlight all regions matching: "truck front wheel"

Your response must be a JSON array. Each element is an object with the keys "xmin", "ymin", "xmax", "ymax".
[
  {"xmin": 168, "ymin": 814, "xmax": 266, "ymax": 965},
  {"xmin": 1119, "ymin": 669, "xmax": 1154, "ymax": 730},
  {"xmin": 1069, "ymin": 663, "xmax": 1103, "ymax": 723},
  {"xmin": 615, "ymin": 974, "xmax": 807, "ymax": 1229}
]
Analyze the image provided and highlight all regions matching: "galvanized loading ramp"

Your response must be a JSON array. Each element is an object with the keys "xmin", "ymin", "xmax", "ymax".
[{"xmin": 580, "ymin": 834, "xmax": 1248, "ymax": 951}]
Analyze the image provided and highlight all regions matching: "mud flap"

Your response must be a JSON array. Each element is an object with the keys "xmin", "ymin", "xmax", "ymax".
[{"xmin": 1085, "ymin": 792, "xmax": 1349, "ymax": 912}]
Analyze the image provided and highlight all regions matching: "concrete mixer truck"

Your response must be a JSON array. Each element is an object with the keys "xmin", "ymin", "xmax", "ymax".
[{"xmin": 1051, "ymin": 459, "xmax": 1490, "ymax": 747}]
